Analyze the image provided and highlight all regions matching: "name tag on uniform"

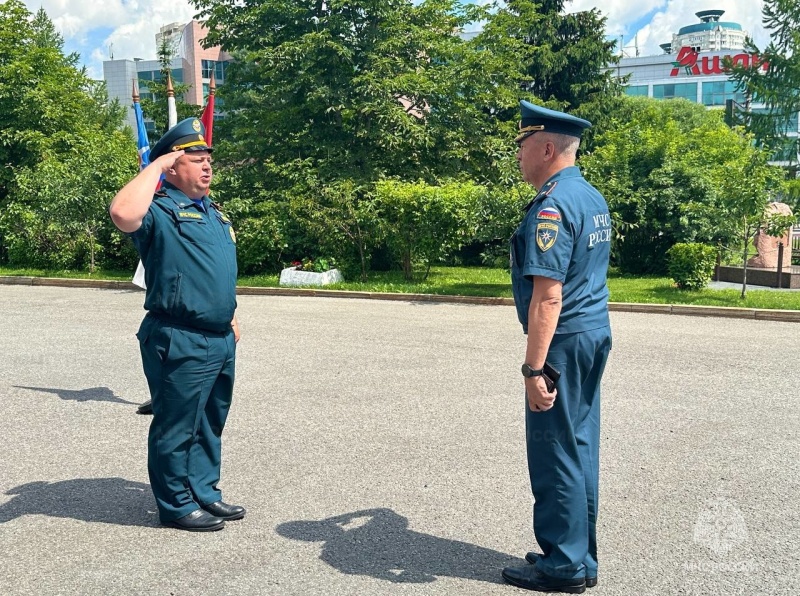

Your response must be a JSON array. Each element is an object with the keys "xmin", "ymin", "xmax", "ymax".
[{"xmin": 176, "ymin": 211, "xmax": 203, "ymax": 221}]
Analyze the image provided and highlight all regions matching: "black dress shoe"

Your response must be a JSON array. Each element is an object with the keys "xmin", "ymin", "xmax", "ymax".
[
  {"xmin": 502, "ymin": 564, "xmax": 586, "ymax": 593},
  {"xmin": 162, "ymin": 509, "xmax": 225, "ymax": 532},
  {"xmin": 524, "ymin": 553, "xmax": 597, "ymax": 589},
  {"xmin": 136, "ymin": 400, "xmax": 153, "ymax": 415},
  {"xmin": 202, "ymin": 501, "xmax": 246, "ymax": 521}
]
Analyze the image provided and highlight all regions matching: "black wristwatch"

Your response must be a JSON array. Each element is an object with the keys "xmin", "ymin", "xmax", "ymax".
[{"xmin": 521, "ymin": 363, "xmax": 544, "ymax": 378}]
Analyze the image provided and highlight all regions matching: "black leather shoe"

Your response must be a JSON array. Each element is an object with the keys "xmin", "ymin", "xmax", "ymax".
[
  {"xmin": 136, "ymin": 400, "xmax": 153, "ymax": 415},
  {"xmin": 162, "ymin": 509, "xmax": 225, "ymax": 532},
  {"xmin": 502, "ymin": 564, "xmax": 586, "ymax": 593},
  {"xmin": 202, "ymin": 501, "xmax": 246, "ymax": 521},
  {"xmin": 524, "ymin": 553, "xmax": 597, "ymax": 589}
]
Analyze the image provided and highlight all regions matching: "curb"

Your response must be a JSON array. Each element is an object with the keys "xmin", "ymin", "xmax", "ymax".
[{"xmin": 3, "ymin": 275, "xmax": 800, "ymax": 323}]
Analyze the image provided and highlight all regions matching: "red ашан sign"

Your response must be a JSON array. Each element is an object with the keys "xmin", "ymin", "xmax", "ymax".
[{"xmin": 671, "ymin": 47, "xmax": 769, "ymax": 77}]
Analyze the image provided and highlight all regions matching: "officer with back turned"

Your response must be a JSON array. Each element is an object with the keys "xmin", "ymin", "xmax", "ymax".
[
  {"xmin": 502, "ymin": 102, "xmax": 613, "ymax": 593},
  {"xmin": 110, "ymin": 118, "xmax": 244, "ymax": 532}
]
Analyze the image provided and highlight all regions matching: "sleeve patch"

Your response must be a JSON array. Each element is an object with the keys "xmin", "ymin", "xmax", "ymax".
[
  {"xmin": 536, "ymin": 207, "xmax": 561, "ymax": 222},
  {"xmin": 536, "ymin": 222, "xmax": 559, "ymax": 251}
]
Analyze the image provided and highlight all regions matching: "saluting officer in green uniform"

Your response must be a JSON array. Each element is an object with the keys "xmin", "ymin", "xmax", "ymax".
[
  {"xmin": 503, "ymin": 102, "xmax": 612, "ymax": 593},
  {"xmin": 110, "ymin": 118, "xmax": 244, "ymax": 532}
]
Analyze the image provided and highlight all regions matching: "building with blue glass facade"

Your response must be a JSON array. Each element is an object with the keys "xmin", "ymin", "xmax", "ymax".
[
  {"xmin": 103, "ymin": 21, "xmax": 230, "ymax": 135},
  {"xmin": 618, "ymin": 10, "xmax": 798, "ymax": 167}
]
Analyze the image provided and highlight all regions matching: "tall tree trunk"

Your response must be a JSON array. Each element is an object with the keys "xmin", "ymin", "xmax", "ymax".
[
  {"xmin": 88, "ymin": 225, "xmax": 95, "ymax": 274},
  {"xmin": 740, "ymin": 220, "xmax": 749, "ymax": 300}
]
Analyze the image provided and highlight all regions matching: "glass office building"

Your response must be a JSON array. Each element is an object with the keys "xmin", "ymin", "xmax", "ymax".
[
  {"xmin": 103, "ymin": 20, "xmax": 231, "ymax": 135},
  {"xmin": 616, "ymin": 10, "xmax": 799, "ymax": 167}
]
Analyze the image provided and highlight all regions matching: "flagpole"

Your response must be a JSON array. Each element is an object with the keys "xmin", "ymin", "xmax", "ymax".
[
  {"xmin": 132, "ymin": 78, "xmax": 150, "ymax": 290},
  {"xmin": 200, "ymin": 67, "xmax": 215, "ymax": 146},
  {"xmin": 167, "ymin": 72, "xmax": 178, "ymax": 129}
]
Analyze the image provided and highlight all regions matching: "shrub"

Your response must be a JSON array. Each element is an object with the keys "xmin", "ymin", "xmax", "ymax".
[
  {"xmin": 375, "ymin": 180, "xmax": 484, "ymax": 281},
  {"xmin": 667, "ymin": 243, "xmax": 717, "ymax": 290}
]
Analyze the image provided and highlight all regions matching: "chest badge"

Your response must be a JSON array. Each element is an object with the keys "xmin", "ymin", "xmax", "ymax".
[
  {"xmin": 176, "ymin": 211, "xmax": 203, "ymax": 220},
  {"xmin": 536, "ymin": 222, "xmax": 558, "ymax": 252},
  {"xmin": 229, "ymin": 227, "xmax": 236, "ymax": 243}
]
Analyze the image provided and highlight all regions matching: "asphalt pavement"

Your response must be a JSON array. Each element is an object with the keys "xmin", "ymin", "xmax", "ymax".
[{"xmin": 1, "ymin": 285, "xmax": 798, "ymax": 596}]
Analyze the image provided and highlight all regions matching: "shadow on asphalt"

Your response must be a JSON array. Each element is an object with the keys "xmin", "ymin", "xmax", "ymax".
[
  {"xmin": 14, "ymin": 385, "xmax": 138, "ymax": 406},
  {"xmin": 0, "ymin": 478, "xmax": 157, "ymax": 527},
  {"xmin": 277, "ymin": 508, "xmax": 523, "ymax": 584}
]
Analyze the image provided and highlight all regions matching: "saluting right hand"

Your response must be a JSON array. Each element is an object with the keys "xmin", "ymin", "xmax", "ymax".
[{"xmin": 152, "ymin": 150, "xmax": 185, "ymax": 174}]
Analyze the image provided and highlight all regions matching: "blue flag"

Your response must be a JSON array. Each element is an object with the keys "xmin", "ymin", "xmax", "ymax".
[{"xmin": 133, "ymin": 101, "xmax": 150, "ymax": 170}]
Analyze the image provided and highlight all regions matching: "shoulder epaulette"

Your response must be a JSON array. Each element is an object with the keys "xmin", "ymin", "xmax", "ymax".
[
  {"xmin": 541, "ymin": 180, "xmax": 558, "ymax": 197},
  {"xmin": 523, "ymin": 180, "xmax": 559, "ymax": 212}
]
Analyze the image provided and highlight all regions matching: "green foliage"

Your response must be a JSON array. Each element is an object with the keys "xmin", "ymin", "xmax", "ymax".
[
  {"xmin": 727, "ymin": 0, "xmax": 800, "ymax": 165},
  {"xmin": 580, "ymin": 96, "xmax": 784, "ymax": 274},
  {"xmin": 0, "ymin": 1, "xmax": 138, "ymax": 270},
  {"xmin": 291, "ymin": 257, "xmax": 337, "ymax": 273},
  {"xmin": 711, "ymin": 134, "xmax": 788, "ymax": 298},
  {"xmin": 222, "ymin": 196, "xmax": 291, "ymax": 276},
  {"xmin": 467, "ymin": 183, "xmax": 532, "ymax": 267},
  {"xmin": 291, "ymin": 180, "xmax": 384, "ymax": 281},
  {"xmin": 507, "ymin": 0, "xmax": 623, "ymax": 110},
  {"xmin": 375, "ymin": 180, "xmax": 484, "ymax": 281},
  {"xmin": 780, "ymin": 178, "xmax": 800, "ymax": 213},
  {"xmin": 190, "ymin": 0, "xmax": 528, "ymax": 193},
  {"xmin": 666, "ymin": 243, "xmax": 717, "ymax": 290}
]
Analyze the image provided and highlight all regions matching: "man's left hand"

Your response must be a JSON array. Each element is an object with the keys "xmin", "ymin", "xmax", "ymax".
[
  {"xmin": 231, "ymin": 316, "xmax": 241, "ymax": 343},
  {"xmin": 526, "ymin": 375, "xmax": 556, "ymax": 412}
]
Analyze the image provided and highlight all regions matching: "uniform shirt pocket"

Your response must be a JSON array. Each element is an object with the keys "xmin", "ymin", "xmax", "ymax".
[{"xmin": 176, "ymin": 218, "xmax": 214, "ymax": 244}]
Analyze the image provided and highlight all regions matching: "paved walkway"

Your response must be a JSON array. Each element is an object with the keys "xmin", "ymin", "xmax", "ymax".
[{"xmin": 1, "ymin": 286, "xmax": 798, "ymax": 595}]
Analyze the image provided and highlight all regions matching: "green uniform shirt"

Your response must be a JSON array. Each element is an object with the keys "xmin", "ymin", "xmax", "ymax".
[
  {"xmin": 129, "ymin": 181, "xmax": 237, "ymax": 332},
  {"xmin": 510, "ymin": 166, "xmax": 611, "ymax": 335}
]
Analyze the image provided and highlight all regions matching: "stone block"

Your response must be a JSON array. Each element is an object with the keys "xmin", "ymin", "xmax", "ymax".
[{"xmin": 279, "ymin": 267, "xmax": 344, "ymax": 287}]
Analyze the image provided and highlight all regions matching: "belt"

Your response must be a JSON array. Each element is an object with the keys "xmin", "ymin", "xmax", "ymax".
[{"xmin": 146, "ymin": 312, "xmax": 231, "ymax": 337}]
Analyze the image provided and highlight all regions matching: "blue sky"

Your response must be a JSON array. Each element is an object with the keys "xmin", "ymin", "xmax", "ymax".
[{"xmin": 23, "ymin": 0, "xmax": 769, "ymax": 80}]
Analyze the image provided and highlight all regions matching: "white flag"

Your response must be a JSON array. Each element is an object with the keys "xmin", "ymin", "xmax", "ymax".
[{"xmin": 133, "ymin": 260, "xmax": 147, "ymax": 289}]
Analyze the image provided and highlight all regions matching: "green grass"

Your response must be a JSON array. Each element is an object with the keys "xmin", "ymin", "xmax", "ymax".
[
  {"xmin": 239, "ymin": 266, "xmax": 513, "ymax": 298},
  {"xmin": 607, "ymin": 271, "xmax": 800, "ymax": 310},
  {"xmin": 0, "ymin": 266, "xmax": 134, "ymax": 281},
  {"xmin": 3, "ymin": 265, "xmax": 800, "ymax": 310}
]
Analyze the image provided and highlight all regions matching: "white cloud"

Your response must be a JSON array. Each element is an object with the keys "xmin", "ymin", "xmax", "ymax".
[
  {"xmin": 631, "ymin": 0, "xmax": 768, "ymax": 56},
  {"xmin": 570, "ymin": 0, "xmax": 664, "ymax": 38},
  {"xmin": 22, "ymin": 0, "xmax": 197, "ymax": 78},
  {"xmin": 23, "ymin": 0, "xmax": 774, "ymax": 80},
  {"xmin": 36, "ymin": 0, "xmax": 130, "ymax": 36}
]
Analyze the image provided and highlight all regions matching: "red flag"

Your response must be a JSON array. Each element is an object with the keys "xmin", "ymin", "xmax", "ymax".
[{"xmin": 200, "ymin": 68, "xmax": 216, "ymax": 146}]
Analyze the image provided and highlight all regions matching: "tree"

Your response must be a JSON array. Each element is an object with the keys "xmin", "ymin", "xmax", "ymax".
[
  {"xmin": 713, "ymin": 141, "xmax": 790, "ymax": 299},
  {"xmin": 292, "ymin": 181, "xmax": 384, "ymax": 281},
  {"xmin": 12, "ymin": 124, "xmax": 136, "ymax": 271},
  {"xmin": 579, "ymin": 96, "xmax": 783, "ymax": 275},
  {"xmin": 186, "ymin": 0, "xmax": 536, "ymax": 275},
  {"xmin": 189, "ymin": 0, "xmax": 528, "ymax": 189},
  {"xmin": 375, "ymin": 180, "xmax": 484, "ymax": 281},
  {"xmin": 495, "ymin": 0, "xmax": 623, "ymax": 149},
  {"xmin": 728, "ymin": 0, "xmax": 800, "ymax": 171},
  {"xmin": 0, "ymin": 1, "xmax": 138, "ymax": 269}
]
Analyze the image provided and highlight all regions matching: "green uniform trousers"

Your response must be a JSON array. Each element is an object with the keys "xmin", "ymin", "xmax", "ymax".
[
  {"xmin": 525, "ymin": 325, "xmax": 612, "ymax": 581},
  {"xmin": 137, "ymin": 314, "xmax": 236, "ymax": 521}
]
